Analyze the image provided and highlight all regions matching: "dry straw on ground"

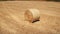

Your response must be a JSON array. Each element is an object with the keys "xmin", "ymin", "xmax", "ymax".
[{"xmin": 0, "ymin": 1, "xmax": 60, "ymax": 34}]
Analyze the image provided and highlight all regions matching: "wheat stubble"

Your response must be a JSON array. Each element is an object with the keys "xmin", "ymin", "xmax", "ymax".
[{"xmin": 0, "ymin": 1, "xmax": 60, "ymax": 34}]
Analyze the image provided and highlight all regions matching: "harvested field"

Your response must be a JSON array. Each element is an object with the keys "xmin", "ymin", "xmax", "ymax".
[{"xmin": 0, "ymin": 1, "xmax": 60, "ymax": 34}]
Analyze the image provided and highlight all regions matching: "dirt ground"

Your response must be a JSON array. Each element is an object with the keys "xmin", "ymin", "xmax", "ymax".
[{"xmin": 0, "ymin": 1, "xmax": 60, "ymax": 34}]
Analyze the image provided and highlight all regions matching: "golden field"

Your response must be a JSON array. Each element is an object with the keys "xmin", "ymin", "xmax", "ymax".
[{"xmin": 0, "ymin": 1, "xmax": 60, "ymax": 34}]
